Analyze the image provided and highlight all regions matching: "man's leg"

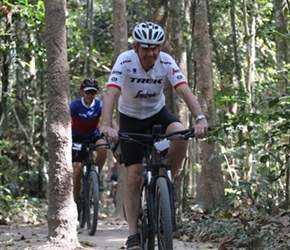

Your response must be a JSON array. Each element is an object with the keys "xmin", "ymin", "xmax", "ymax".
[
  {"xmin": 124, "ymin": 164, "xmax": 143, "ymax": 235},
  {"xmin": 166, "ymin": 122, "xmax": 188, "ymax": 178},
  {"xmin": 73, "ymin": 161, "xmax": 83, "ymax": 203}
]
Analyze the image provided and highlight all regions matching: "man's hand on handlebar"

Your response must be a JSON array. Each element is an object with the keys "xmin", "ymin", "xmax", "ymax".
[
  {"xmin": 102, "ymin": 125, "xmax": 119, "ymax": 144},
  {"xmin": 194, "ymin": 119, "xmax": 209, "ymax": 139}
]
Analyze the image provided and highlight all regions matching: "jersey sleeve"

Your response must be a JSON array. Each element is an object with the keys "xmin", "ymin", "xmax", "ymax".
[
  {"xmin": 70, "ymin": 100, "xmax": 77, "ymax": 116},
  {"xmin": 107, "ymin": 51, "xmax": 130, "ymax": 90},
  {"xmin": 164, "ymin": 54, "xmax": 187, "ymax": 89}
]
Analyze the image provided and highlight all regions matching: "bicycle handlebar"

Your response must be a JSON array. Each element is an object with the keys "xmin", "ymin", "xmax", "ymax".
[
  {"xmin": 118, "ymin": 128, "xmax": 195, "ymax": 142},
  {"xmin": 72, "ymin": 142, "xmax": 111, "ymax": 151}
]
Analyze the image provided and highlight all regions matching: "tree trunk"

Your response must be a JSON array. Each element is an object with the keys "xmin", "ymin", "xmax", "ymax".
[
  {"xmin": 148, "ymin": 0, "xmax": 175, "ymax": 112},
  {"xmin": 0, "ymin": 10, "xmax": 11, "ymax": 126},
  {"xmin": 243, "ymin": 0, "xmax": 256, "ymax": 180},
  {"xmin": 274, "ymin": 0, "xmax": 288, "ymax": 95},
  {"xmin": 193, "ymin": 0, "xmax": 224, "ymax": 211},
  {"xmin": 44, "ymin": 0, "xmax": 79, "ymax": 248},
  {"xmin": 112, "ymin": 0, "xmax": 128, "ymax": 219},
  {"xmin": 167, "ymin": 0, "xmax": 191, "ymax": 212},
  {"xmin": 85, "ymin": 0, "xmax": 95, "ymax": 76}
]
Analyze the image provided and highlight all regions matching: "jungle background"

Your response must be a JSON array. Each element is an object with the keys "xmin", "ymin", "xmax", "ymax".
[{"xmin": 0, "ymin": 0, "xmax": 290, "ymax": 249}]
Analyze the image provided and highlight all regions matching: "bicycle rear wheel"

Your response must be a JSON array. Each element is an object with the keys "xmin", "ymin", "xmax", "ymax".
[
  {"xmin": 139, "ymin": 187, "xmax": 155, "ymax": 250},
  {"xmin": 155, "ymin": 177, "xmax": 173, "ymax": 250},
  {"xmin": 86, "ymin": 170, "xmax": 99, "ymax": 236},
  {"xmin": 78, "ymin": 177, "xmax": 86, "ymax": 228}
]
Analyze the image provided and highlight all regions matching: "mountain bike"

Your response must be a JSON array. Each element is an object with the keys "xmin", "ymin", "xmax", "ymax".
[
  {"xmin": 72, "ymin": 139, "xmax": 111, "ymax": 236},
  {"xmin": 119, "ymin": 125, "xmax": 195, "ymax": 250}
]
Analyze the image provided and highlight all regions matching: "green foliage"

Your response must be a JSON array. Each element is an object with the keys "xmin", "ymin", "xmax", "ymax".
[
  {"xmin": 0, "ymin": 195, "xmax": 47, "ymax": 224},
  {"xmin": 211, "ymin": 90, "xmax": 290, "ymax": 210}
]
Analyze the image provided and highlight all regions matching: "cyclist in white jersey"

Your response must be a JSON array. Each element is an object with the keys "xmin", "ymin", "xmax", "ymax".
[{"xmin": 101, "ymin": 22, "xmax": 209, "ymax": 250}]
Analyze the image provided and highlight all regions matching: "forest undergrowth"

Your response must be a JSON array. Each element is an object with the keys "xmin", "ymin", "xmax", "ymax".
[
  {"xmin": 175, "ymin": 202, "xmax": 290, "ymax": 250},
  {"xmin": 1, "ymin": 196, "xmax": 290, "ymax": 250}
]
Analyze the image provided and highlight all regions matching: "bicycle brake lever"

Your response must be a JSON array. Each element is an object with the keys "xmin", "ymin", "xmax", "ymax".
[
  {"xmin": 119, "ymin": 133, "xmax": 131, "ymax": 140},
  {"xmin": 179, "ymin": 130, "xmax": 195, "ymax": 140}
]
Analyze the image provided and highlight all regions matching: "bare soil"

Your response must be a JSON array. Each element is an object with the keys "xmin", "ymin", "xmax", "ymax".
[{"xmin": 0, "ymin": 216, "xmax": 213, "ymax": 250}]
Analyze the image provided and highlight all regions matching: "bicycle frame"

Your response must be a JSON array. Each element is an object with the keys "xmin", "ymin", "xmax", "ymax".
[
  {"xmin": 143, "ymin": 125, "xmax": 177, "ymax": 233},
  {"xmin": 82, "ymin": 145, "xmax": 98, "ymax": 175},
  {"xmin": 81, "ymin": 141, "xmax": 111, "ymax": 173},
  {"xmin": 73, "ymin": 140, "xmax": 111, "ymax": 235},
  {"xmin": 119, "ymin": 126, "xmax": 195, "ymax": 249}
]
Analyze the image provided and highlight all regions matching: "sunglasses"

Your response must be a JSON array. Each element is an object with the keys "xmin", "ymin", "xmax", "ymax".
[{"xmin": 84, "ymin": 90, "xmax": 97, "ymax": 95}]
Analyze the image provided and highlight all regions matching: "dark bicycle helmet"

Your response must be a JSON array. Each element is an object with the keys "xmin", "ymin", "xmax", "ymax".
[
  {"xmin": 132, "ymin": 22, "xmax": 165, "ymax": 47},
  {"xmin": 80, "ymin": 78, "xmax": 100, "ymax": 92}
]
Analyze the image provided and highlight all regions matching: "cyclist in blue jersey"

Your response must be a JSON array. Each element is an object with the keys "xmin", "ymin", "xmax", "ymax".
[
  {"xmin": 101, "ymin": 22, "xmax": 209, "ymax": 250},
  {"xmin": 70, "ymin": 78, "xmax": 107, "ymax": 203}
]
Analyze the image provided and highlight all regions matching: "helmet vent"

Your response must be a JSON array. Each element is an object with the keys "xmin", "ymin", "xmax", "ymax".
[{"xmin": 148, "ymin": 29, "xmax": 152, "ymax": 40}]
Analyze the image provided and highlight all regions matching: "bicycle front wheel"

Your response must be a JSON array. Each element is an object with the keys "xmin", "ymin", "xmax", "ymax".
[
  {"xmin": 139, "ymin": 187, "xmax": 155, "ymax": 250},
  {"xmin": 86, "ymin": 170, "xmax": 99, "ymax": 236},
  {"xmin": 155, "ymin": 177, "xmax": 173, "ymax": 250}
]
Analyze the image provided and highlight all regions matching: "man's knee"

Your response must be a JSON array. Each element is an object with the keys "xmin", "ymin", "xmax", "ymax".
[
  {"xmin": 126, "ymin": 165, "xmax": 142, "ymax": 184},
  {"xmin": 73, "ymin": 162, "xmax": 82, "ymax": 172},
  {"xmin": 97, "ymin": 147, "xmax": 107, "ymax": 156},
  {"xmin": 170, "ymin": 139, "xmax": 188, "ymax": 152}
]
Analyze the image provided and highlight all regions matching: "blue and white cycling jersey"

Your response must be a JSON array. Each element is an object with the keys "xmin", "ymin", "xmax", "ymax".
[{"xmin": 70, "ymin": 97, "xmax": 102, "ymax": 139}]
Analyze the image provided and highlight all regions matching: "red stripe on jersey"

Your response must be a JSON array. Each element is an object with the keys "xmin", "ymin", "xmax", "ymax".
[
  {"xmin": 107, "ymin": 84, "xmax": 121, "ymax": 91},
  {"xmin": 174, "ymin": 81, "xmax": 187, "ymax": 89}
]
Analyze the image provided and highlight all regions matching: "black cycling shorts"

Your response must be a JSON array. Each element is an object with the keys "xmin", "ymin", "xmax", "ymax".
[
  {"xmin": 119, "ymin": 106, "xmax": 181, "ymax": 167},
  {"xmin": 72, "ymin": 135, "xmax": 104, "ymax": 163}
]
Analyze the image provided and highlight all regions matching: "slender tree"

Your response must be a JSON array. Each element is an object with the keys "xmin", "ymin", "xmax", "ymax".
[
  {"xmin": 274, "ymin": 0, "xmax": 289, "ymax": 95},
  {"xmin": 0, "ymin": 4, "xmax": 13, "ymax": 126},
  {"xmin": 167, "ymin": 0, "xmax": 192, "ymax": 211},
  {"xmin": 148, "ymin": 0, "xmax": 175, "ymax": 112},
  {"xmin": 112, "ymin": 0, "xmax": 128, "ymax": 218},
  {"xmin": 84, "ymin": 0, "xmax": 95, "ymax": 76},
  {"xmin": 193, "ymin": 0, "xmax": 224, "ymax": 211},
  {"xmin": 44, "ymin": 0, "xmax": 78, "ymax": 248}
]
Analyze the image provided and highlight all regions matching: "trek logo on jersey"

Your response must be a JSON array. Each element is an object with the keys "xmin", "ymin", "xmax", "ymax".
[
  {"xmin": 133, "ymin": 90, "xmax": 157, "ymax": 98},
  {"xmin": 120, "ymin": 60, "xmax": 131, "ymax": 65},
  {"xmin": 172, "ymin": 68, "xmax": 180, "ymax": 75},
  {"xmin": 130, "ymin": 77, "xmax": 162, "ymax": 84},
  {"xmin": 111, "ymin": 69, "xmax": 122, "ymax": 75}
]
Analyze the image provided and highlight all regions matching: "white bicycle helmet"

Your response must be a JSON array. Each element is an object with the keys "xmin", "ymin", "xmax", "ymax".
[{"xmin": 132, "ymin": 22, "xmax": 165, "ymax": 47}]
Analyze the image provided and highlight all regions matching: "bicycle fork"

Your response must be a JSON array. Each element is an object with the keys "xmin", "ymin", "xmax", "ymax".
[{"xmin": 82, "ymin": 164, "xmax": 99, "ymax": 207}]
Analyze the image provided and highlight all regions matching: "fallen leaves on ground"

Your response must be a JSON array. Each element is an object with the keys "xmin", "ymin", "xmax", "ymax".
[{"xmin": 174, "ymin": 204, "xmax": 290, "ymax": 250}]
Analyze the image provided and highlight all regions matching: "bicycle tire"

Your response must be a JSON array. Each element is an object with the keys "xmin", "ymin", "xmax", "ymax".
[
  {"xmin": 155, "ymin": 177, "xmax": 173, "ymax": 250},
  {"xmin": 78, "ymin": 177, "xmax": 86, "ymax": 228},
  {"xmin": 139, "ymin": 187, "xmax": 155, "ymax": 250},
  {"xmin": 86, "ymin": 170, "xmax": 99, "ymax": 236}
]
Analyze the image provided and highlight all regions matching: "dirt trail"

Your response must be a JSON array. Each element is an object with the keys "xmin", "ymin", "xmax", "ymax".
[{"xmin": 0, "ymin": 217, "xmax": 211, "ymax": 250}]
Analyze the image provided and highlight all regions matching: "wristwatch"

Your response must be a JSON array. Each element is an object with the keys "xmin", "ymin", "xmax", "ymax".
[{"xmin": 196, "ymin": 114, "xmax": 205, "ymax": 122}]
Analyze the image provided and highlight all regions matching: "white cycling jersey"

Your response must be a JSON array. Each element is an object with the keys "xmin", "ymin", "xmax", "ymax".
[{"xmin": 107, "ymin": 49, "xmax": 187, "ymax": 119}]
